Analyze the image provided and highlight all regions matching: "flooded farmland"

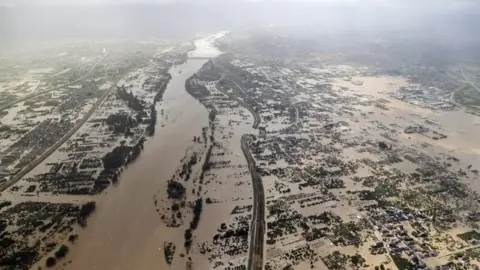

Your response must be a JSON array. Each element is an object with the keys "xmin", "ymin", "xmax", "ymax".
[
  {"xmin": 65, "ymin": 66, "xmax": 208, "ymax": 270},
  {"xmin": 64, "ymin": 37, "xmax": 233, "ymax": 270}
]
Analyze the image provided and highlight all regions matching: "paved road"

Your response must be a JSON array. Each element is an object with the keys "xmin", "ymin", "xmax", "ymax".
[
  {"xmin": 214, "ymin": 61, "xmax": 261, "ymax": 128},
  {"xmin": 215, "ymin": 78, "xmax": 261, "ymax": 129},
  {"xmin": 0, "ymin": 73, "xmax": 120, "ymax": 193},
  {"xmin": 0, "ymin": 51, "xmax": 109, "ymax": 113},
  {"xmin": 214, "ymin": 61, "xmax": 265, "ymax": 268},
  {"xmin": 241, "ymin": 134, "xmax": 265, "ymax": 270}
]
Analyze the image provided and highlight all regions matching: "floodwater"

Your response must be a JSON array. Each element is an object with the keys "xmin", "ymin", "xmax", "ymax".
[
  {"xmin": 332, "ymin": 74, "xmax": 480, "ymax": 180},
  {"xmin": 1, "ymin": 101, "xmax": 27, "ymax": 125},
  {"xmin": 63, "ymin": 38, "xmax": 221, "ymax": 270},
  {"xmin": 188, "ymin": 31, "xmax": 227, "ymax": 58},
  {"xmin": 64, "ymin": 61, "xmax": 208, "ymax": 270}
]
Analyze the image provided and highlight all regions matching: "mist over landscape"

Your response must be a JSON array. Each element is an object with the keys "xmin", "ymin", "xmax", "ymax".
[
  {"xmin": 1, "ymin": 1, "xmax": 480, "ymax": 270},
  {"xmin": 2, "ymin": 0, "xmax": 480, "ymax": 47}
]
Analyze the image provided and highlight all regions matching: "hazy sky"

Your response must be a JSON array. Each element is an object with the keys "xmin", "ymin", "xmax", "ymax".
[
  {"xmin": 0, "ymin": 0, "xmax": 474, "ymax": 5},
  {"xmin": 1, "ymin": 0, "xmax": 479, "ymax": 11},
  {"xmin": 1, "ymin": 0, "xmax": 478, "ymax": 49}
]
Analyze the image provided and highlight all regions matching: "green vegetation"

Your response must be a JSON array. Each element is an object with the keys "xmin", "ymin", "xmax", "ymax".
[
  {"xmin": 167, "ymin": 181, "xmax": 186, "ymax": 199},
  {"xmin": 458, "ymin": 230, "xmax": 480, "ymax": 242},
  {"xmin": 68, "ymin": 234, "xmax": 78, "ymax": 243},
  {"xmin": 208, "ymin": 110, "xmax": 217, "ymax": 123},
  {"xmin": 322, "ymin": 251, "xmax": 349, "ymax": 270},
  {"xmin": 0, "ymin": 201, "xmax": 12, "ymax": 210},
  {"xmin": 201, "ymin": 145, "xmax": 214, "ymax": 172},
  {"xmin": 350, "ymin": 253, "xmax": 365, "ymax": 267},
  {"xmin": 54, "ymin": 245, "xmax": 69, "ymax": 259},
  {"xmin": 102, "ymin": 146, "xmax": 132, "ymax": 170},
  {"xmin": 179, "ymin": 153, "xmax": 198, "ymax": 181},
  {"xmin": 330, "ymin": 222, "xmax": 362, "ymax": 247},
  {"xmin": 359, "ymin": 181, "xmax": 399, "ymax": 201},
  {"xmin": 117, "ymin": 86, "xmax": 144, "ymax": 112},
  {"xmin": 378, "ymin": 141, "xmax": 389, "ymax": 150},
  {"xmin": 171, "ymin": 203, "xmax": 180, "ymax": 211},
  {"xmin": 391, "ymin": 254, "xmax": 411, "ymax": 270},
  {"xmin": 190, "ymin": 198, "xmax": 203, "ymax": 230},
  {"xmin": 184, "ymin": 229, "xmax": 193, "ymax": 251},
  {"xmin": 154, "ymin": 74, "xmax": 172, "ymax": 102},
  {"xmin": 77, "ymin": 201, "xmax": 96, "ymax": 227},
  {"xmin": 184, "ymin": 198, "xmax": 204, "ymax": 253},
  {"xmin": 45, "ymin": 257, "xmax": 56, "ymax": 268},
  {"xmin": 105, "ymin": 112, "xmax": 137, "ymax": 135},
  {"xmin": 127, "ymin": 137, "xmax": 146, "ymax": 164},
  {"xmin": 146, "ymin": 105, "xmax": 157, "ymax": 136},
  {"xmin": 163, "ymin": 242, "xmax": 175, "ymax": 265}
]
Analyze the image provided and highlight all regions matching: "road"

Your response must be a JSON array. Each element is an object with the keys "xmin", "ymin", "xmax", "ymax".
[
  {"xmin": 229, "ymin": 79, "xmax": 261, "ymax": 128},
  {"xmin": 214, "ymin": 60, "xmax": 265, "ymax": 268},
  {"xmin": 241, "ymin": 134, "xmax": 265, "ymax": 270},
  {"xmin": 439, "ymin": 243, "xmax": 480, "ymax": 259},
  {"xmin": 0, "ymin": 74, "xmax": 120, "ymax": 193},
  {"xmin": 213, "ymin": 60, "xmax": 262, "ymax": 129},
  {"xmin": 214, "ymin": 77, "xmax": 261, "ymax": 129},
  {"xmin": 0, "ymin": 51, "xmax": 109, "ymax": 113}
]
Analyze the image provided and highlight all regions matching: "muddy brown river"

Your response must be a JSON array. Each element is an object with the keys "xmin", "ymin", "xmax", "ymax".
[{"xmin": 64, "ymin": 59, "xmax": 210, "ymax": 270}]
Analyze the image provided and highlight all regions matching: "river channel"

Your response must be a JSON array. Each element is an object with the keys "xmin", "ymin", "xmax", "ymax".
[{"xmin": 64, "ymin": 56, "xmax": 212, "ymax": 269}]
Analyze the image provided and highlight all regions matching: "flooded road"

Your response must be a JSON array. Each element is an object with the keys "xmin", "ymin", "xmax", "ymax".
[{"xmin": 64, "ymin": 59, "xmax": 210, "ymax": 270}]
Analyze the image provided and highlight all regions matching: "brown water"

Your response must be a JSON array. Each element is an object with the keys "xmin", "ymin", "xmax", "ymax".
[{"xmin": 63, "ymin": 60, "xmax": 209, "ymax": 270}]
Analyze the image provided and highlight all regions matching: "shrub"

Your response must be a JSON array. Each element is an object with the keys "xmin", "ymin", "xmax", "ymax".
[
  {"xmin": 54, "ymin": 245, "xmax": 69, "ymax": 259},
  {"xmin": 68, "ymin": 234, "xmax": 78, "ymax": 243},
  {"xmin": 45, "ymin": 257, "xmax": 56, "ymax": 268},
  {"xmin": 378, "ymin": 141, "xmax": 388, "ymax": 150},
  {"xmin": 77, "ymin": 202, "xmax": 96, "ymax": 227}
]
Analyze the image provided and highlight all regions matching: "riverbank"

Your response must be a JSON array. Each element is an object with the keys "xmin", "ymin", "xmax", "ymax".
[
  {"xmin": 63, "ymin": 59, "xmax": 210, "ymax": 270},
  {"xmin": 63, "ymin": 33, "xmax": 234, "ymax": 270}
]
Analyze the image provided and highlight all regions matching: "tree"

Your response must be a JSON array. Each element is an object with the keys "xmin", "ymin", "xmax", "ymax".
[
  {"xmin": 45, "ymin": 257, "xmax": 56, "ymax": 268},
  {"xmin": 54, "ymin": 245, "xmax": 69, "ymax": 259},
  {"xmin": 78, "ymin": 201, "xmax": 96, "ymax": 227},
  {"xmin": 102, "ymin": 146, "xmax": 131, "ymax": 170},
  {"xmin": 378, "ymin": 141, "xmax": 388, "ymax": 150},
  {"xmin": 190, "ymin": 198, "xmax": 203, "ymax": 230}
]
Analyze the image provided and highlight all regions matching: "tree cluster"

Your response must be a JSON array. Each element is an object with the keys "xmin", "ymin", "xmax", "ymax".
[
  {"xmin": 54, "ymin": 245, "xmax": 69, "ymax": 259},
  {"xmin": 154, "ymin": 74, "xmax": 172, "ymax": 103},
  {"xmin": 105, "ymin": 112, "xmax": 137, "ymax": 136},
  {"xmin": 77, "ymin": 201, "xmax": 96, "ymax": 227},
  {"xmin": 190, "ymin": 198, "xmax": 203, "ymax": 230},
  {"xmin": 167, "ymin": 181, "xmax": 186, "ymax": 199},
  {"xmin": 117, "ymin": 86, "xmax": 144, "ymax": 112},
  {"xmin": 127, "ymin": 137, "xmax": 146, "ymax": 164},
  {"xmin": 102, "ymin": 145, "xmax": 132, "ymax": 170}
]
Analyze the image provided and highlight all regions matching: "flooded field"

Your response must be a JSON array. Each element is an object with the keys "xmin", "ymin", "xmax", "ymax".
[
  {"xmin": 63, "ymin": 60, "xmax": 209, "ymax": 270},
  {"xmin": 64, "ymin": 35, "xmax": 231, "ymax": 270},
  {"xmin": 3, "ymin": 31, "xmax": 480, "ymax": 270}
]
